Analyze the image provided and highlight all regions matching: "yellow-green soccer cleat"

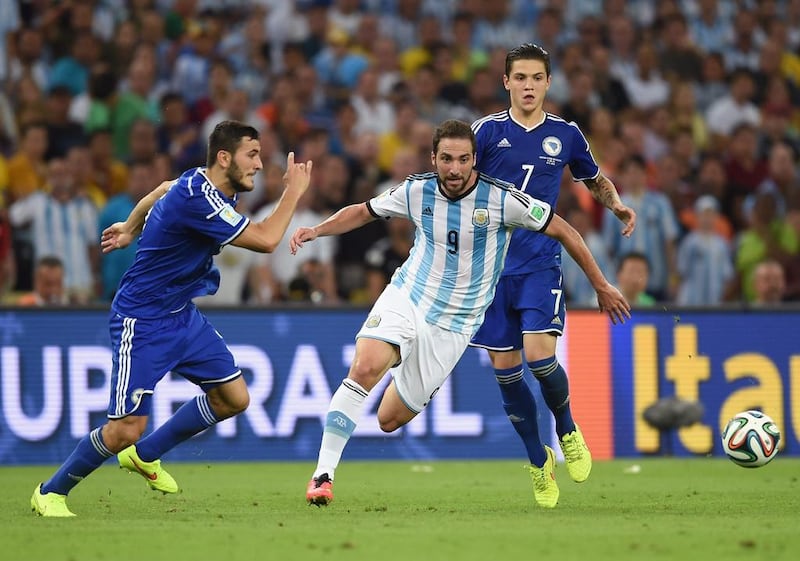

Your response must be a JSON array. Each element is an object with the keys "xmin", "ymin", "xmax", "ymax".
[
  {"xmin": 118, "ymin": 445, "xmax": 179, "ymax": 494},
  {"xmin": 529, "ymin": 445, "xmax": 559, "ymax": 508},
  {"xmin": 31, "ymin": 484, "xmax": 76, "ymax": 517},
  {"xmin": 560, "ymin": 425, "xmax": 592, "ymax": 483}
]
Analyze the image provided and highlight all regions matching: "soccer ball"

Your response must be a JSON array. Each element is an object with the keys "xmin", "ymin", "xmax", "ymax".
[{"xmin": 721, "ymin": 410, "xmax": 781, "ymax": 468}]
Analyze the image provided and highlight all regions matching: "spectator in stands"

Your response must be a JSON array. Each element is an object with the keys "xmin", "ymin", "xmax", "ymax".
[
  {"xmin": 590, "ymin": 45, "xmax": 631, "ymax": 114},
  {"xmin": 706, "ymin": 69, "xmax": 760, "ymax": 145},
  {"xmin": 250, "ymin": 177, "xmax": 338, "ymax": 304},
  {"xmin": 189, "ymin": 57, "xmax": 233, "ymax": 125},
  {"xmin": 398, "ymin": 14, "xmax": 443, "ymax": 77},
  {"xmin": 657, "ymin": 12, "xmax": 703, "ymax": 83},
  {"xmin": 43, "ymin": 86, "xmax": 85, "ymax": 160},
  {"xmin": 736, "ymin": 190, "xmax": 798, "ymax": 303},
  {"xmin": 157, "ymin": 92, "xmax": 205, "ymax": 171},
  {"xmin": 623, "ymin": 42, "xmax": 670, "ymax": 113},
  {"xmin": 562, "ymin": 206, "xmax": 614, "ymax": 306},
  {"xmin": 16, "ymin": 255, "xmax": 67, "ymax": 306},
  {"xmin": 351, "ymin": 67, "xmax": 395, "ymax": 136},
  {"xmin": 5, "ymin": 121, "xmax": 48, "ymax": 204},
  {"xmin": 127, "ymin": 119, "xmax": 159, "ymax": 166},
  {"xmin": 751, "ymin": 259, "xmax": 787, "ymax": 306},
  {"xmin": 111, "ymin": 57, "xmax": 160, "ymax": 159},
  {"xmin": 171, "ymin": 19, "xmax": 220, "ymax": 107},
  {"xmin": 371, "ymin": 36, "xmax": 404, "ymax": 98},
  {"xmin": 218, "ymin": 9, "xmax": 270, "ymax": 106},
  {"xmin": 668, "ymin": 82, "xmax": 709, "ymax": 152},
  {"xmin": 676, "ymin": 195, "xmax": 735, "ymax": 306},
  {"xmin": 47, "ymin": 34, "xmax": 101, "ymax": 96},
  {"xmin": 607, "ymin": 15, "xmax": 639, "ymax": 83},
  {"xmin": 725, "ymin": 9, "xmax": 760, "ymax": 72},
  {"xmin": 312, "ymin": 26, "xmax": 369, "ymax": 107},
  {"xmin": 723, "ymin": 123, "xmax": 768, "ymax": 230},
  {"xmin": 604, "ymin": 155, "xmax": 679, "ymax": 301},
  {"xmin": 377, "ymin": 99, "xmax": 418, "ymax": 173},
  {"xmin": 201, "ymin": 88, "xmax": 265, "ymax": 142},
  {"xmin": 9, "ymin": 157, "xmax": 98, "ymax": 303},
  {"xmin": 87, "ymin": 129, "xmax": 128, "ymax": 205},
  {"xmin": 8, "ymin": 26, "xmax": 48, "ymax": 90},
  {"xmin": 364, "ymin": 216, "xmax": 414, "ymax": 304},
  {"xmin": 688, "ymin": 0, "xmax": 731, "ymax": 55},
  {"xmin": 693, "ymin": 51, "xmax": 729, "ymax": 114},
  {"xmin": 615, "ymin": 251, "xmax": 656, "ymax": 307},
  {"xmin": 560, "ymin": 68, "xmax": 597, "ymax": 132}
]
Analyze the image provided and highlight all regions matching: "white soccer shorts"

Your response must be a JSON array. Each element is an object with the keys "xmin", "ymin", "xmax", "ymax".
[{"xmin": 356, "ymin": 284, "xmax": 470, "ymax": 413}]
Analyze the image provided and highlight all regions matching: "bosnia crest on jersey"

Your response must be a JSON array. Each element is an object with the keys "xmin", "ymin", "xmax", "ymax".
[
  {"xmin": 473, "ymin": 208, "xmax": 489, "ymax": 227},
  {"xmin": 542, "ymin": 136, "xmax": 562, "ymax": 157}
]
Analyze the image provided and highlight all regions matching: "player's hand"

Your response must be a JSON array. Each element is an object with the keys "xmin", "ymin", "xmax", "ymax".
[
  {"xmin": 101, "ymin": 222, "xmax": 134, "ymax": 253},
  {"xmin": 596, "ymin": 283, "xmax": 632, "ymax": 325},
  {"xmin": 613, "ymin": 204, "xmax": 636, "ymax": 238},
  {"xmin": 289, "ymin": 226, "xmax": 318, "ymax": 255},
  {"xmin": 283, "ymin": 151, "xmax": 313, "ymax": 197}
]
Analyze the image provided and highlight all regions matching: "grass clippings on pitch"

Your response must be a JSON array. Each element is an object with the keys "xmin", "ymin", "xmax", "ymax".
[{"xmin": 3, "ymin": 458, "xmax": 798, "ymax": 561}]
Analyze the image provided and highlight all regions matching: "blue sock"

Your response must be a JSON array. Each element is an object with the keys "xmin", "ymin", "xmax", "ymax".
[
  {"xmin": 135, "ymin": 394, "xmax": 220, "ymax": 462},
  {"xmin": 41, "ymin": 427, "xmax": 113, "ymax": 495},
  {"xmin": 495, "ymin": 365, "xmax": 547, "ymax": 467},
  {"xmin": 528, "ymin": 356, "xmax": 575, "ymax": 437}
]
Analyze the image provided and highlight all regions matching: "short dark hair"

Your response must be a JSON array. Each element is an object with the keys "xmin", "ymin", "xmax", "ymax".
[
  {"xmin": 206, "ymin": 120, "xmax": 260, "ymax": 168},
  {"xmin": 432, "ymin": 119, "xmax": 475, "ymax": 155},
  {"xmin": 505, "ymin": 43, "xmax": 551, "ymax": 77},
  {"xmin": 37, "ymin": 255, "xmax": 64, "ymax": 270},
  {"xmin": 618, "ymin": 251, "xmax": 650, "ymax": 273}
]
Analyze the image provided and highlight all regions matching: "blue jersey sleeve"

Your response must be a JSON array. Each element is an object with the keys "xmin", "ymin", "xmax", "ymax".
[
  {"xmin": 180, "ymin": 187, "xmax": 250, "ymax": 247},
  {"xmin": 567, "ymin": 122, "xmax": 600, "ymax": 182}
]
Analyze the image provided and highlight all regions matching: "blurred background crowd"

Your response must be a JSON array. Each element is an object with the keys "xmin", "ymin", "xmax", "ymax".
[{"xmin": 1, "ymin": 0, "xmax": 799, "ymax": 309}]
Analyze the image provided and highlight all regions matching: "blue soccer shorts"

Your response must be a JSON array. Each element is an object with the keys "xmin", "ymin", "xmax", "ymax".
[
  {"xmin": 107, "ymin": 304, "xmax": 241, "ymax": 418},
  {"xmin": 470, "ymin": 266, "xmax": 566, "ymax": 351}
]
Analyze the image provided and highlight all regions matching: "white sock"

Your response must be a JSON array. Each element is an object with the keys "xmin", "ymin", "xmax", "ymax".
[{"xmin": 313, "ymin": 379, "xmax": 369, "ymax": 480}]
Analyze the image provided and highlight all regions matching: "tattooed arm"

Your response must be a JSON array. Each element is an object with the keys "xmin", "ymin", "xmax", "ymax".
[{"xmin": 584, "ymin": 173, "xmax": 636, "ymax": 237}]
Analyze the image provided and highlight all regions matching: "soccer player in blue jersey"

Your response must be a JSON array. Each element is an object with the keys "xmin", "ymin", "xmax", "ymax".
[
  {"xmin": 31, "ymin": 121, "xmax": 313, "ymax": 517},
  {"xmin": 291, "ymin": 119, "xmax": 630, "ymax": 507},
  {"xmin": 469, "ymin": 44, "xmax": 637, "ymax": 507}
]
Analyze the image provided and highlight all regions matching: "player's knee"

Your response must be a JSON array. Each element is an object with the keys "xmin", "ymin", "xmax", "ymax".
[
  {"xmin": 229, "ymin": 391, "xmax": 250, "ymax": 415},
  {"xmin": 103, "ymin": 420, "xmax": 145, "ymax": 452},
  {"xmin": 208, "ymin": 389, "xmax": 249, "ymax": 419},
  {"xmin": 347, "ymin": 363, "xmax": 384, "ymax": 391},
  {"xmin": 378, "ymin": 416, "xmax": 403, "ymax": 433}
]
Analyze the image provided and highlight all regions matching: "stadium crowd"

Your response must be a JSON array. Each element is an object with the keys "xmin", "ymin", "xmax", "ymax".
[{"xmin": 1, "ymin": 0, "xmax": 799, "ymax": 307}]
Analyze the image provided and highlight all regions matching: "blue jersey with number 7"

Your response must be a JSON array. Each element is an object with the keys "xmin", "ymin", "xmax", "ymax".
[{"xmin": 472, "ymin": 110, "xmax": 599, "ymax": 275}]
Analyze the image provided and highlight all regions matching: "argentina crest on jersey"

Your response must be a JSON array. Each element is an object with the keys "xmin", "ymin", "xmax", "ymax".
[{"xmin": 472, "ymin": 208, "xmax": 489, "ymax": 227}]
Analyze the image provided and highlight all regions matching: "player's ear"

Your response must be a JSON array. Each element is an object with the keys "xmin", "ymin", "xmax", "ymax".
[
  {"xmin": 430, "ymin": 151, "xmax": 436, "ymax": 168},
  {"xmin": 216, "ymin": 149, "xmax": 231, "ymax": 169}
]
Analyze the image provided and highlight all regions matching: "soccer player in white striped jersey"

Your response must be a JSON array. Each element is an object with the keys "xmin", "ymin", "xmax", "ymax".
[
  {"xmin": 31, "ymin": 121, "xmax": 313, "ymax": 517},
  {"xmin": 292, "ymin": 119, "xmax": 630, "ymax": 507},
  {"xmin": 469, "ymin": 44, "xmax": 636, "ymax": 507}
]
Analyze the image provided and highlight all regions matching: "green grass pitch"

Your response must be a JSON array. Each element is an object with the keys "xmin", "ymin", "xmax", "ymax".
[{"xmin": 4, "ymin": 458, "xmax": 799, "ymax": 561}]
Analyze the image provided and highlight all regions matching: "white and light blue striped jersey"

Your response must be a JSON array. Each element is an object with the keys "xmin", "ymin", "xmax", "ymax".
[
  {"xmin": 602, "ymin": 191, "xmax": 679, "ymax": 295},
  {"xmin": 472, "ymin": 110, "xmax": 599, "ymax": 275},
  {"xmin": 367, "ymin": 171, "xmax": 553, "ymax": 335},
  {"xmin": 112, "ymin": 167, "xmax": 250, "ymax": 318},
  {"xmin": 676, "ymin": 231, "xmax": 734, "ymax": 306}
]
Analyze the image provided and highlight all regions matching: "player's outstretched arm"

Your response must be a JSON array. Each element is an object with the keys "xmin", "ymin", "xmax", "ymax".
[
  {"xmin": 543, "ymin": 214, "xmax": 631, "ymax": 324},
  {"xmin": 290, "ymin": 203, "xmax": 375, "ymax": 255},
  {"xmin": 584, "ymin": 173, "xmax": 636, "ymax": 237},
  {"xmin": 234, "ymin": 152, "xmax": 313, "ymax": 253},
  {"xmin": 101, "ymin": 180, "xmax": 173, "ymax": 253}
]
